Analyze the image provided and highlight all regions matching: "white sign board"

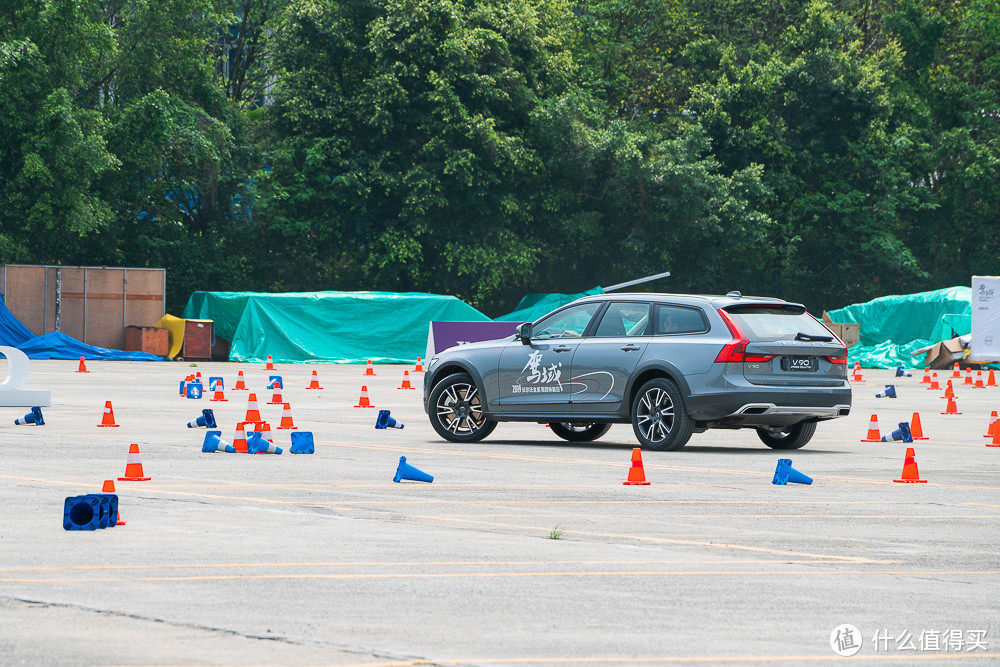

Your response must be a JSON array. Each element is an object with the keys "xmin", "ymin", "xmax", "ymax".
[
  {"xmin": 0, "ymin": 346, "xmax": 51, "ymax": 407},
  {"xmin": 971, "ymin": 276, "xmax": 1000, "ymax": 361}
]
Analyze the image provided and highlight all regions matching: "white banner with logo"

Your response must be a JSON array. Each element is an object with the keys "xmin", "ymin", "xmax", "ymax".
[{"xmin": 971, "ymin": 276, "xmax": 1000, "ymax": 360}]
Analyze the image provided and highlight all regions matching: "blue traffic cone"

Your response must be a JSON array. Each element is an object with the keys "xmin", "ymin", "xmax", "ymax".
[
  {"xmin": 187, "ymin": 409, "xmax": 216, "ymax": 428},
  {"xmin": 185, "ymin": 380, "xmax": 203, "ymax": 399},
  {"xmin": 875, "ymin": 384, "xmax": 896, "ymax": 398},
  {"xmin": 202, "ymin": 430, "xmax": 236, "ymax": 453},
  {"xmin": 375, "ymin": 409, "xmax": 405, "ymax": 429},
  {"xmin": 179, "ymin": 378, "xmax": 187, "ymax": 396},
  {"xmin": 290, "ymin": 431, "xmax": 314, "ymax": 454},
  {"xmin": 63, "ymin": 495, "xmax": 105, "ymax": 530},
  {"xmin": 15, "ymin": 406, "xmax": 44, "ymax": 425},
  {"xmin": 393, "ymin": 456, "xmax": 433, "ymax": 483},
  {"xmin": 896, "ymin": 366, "xmax": 912, "ymax": 377},
  {"xmin": 881, "ymin": 422, "xmax": 913, "ymax": 443},
  {"xmin": 772, "ymin": 459, "xmax": 813, "ymax": 485},
  {"xmin": 247, "ymin": 431, "xmax": 282, "ymax": 454}
]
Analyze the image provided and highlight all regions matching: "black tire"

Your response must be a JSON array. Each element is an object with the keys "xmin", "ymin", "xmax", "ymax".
[
  {"xmin": 428, "ymin": 373, "xmax": 497, "ymax": 443},
  {"xmin": 548, "ymin": 422, "xmax": 612, "ymax": 442},
  {"xmin": 756, "ymin": 422, "xmax": 816, "ymax": 450},
  {"xmin": 630, "ymin": 378, "xmax": 694, "ymax": 451}
]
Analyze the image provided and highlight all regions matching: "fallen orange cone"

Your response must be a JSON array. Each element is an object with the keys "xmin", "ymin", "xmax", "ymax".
[
  {"xmin": 893, "ymin": 447, "xmax": 926, "ymax": 483},
  {"xmin": 118, "ymin": 443, "xmax": 151, "ymax": 481},
  {"xmin": 97, "ymin": 400, "xmax": 120, "ymax": 427},
  {"xmin": 623, "ymin": 448, "xmax": 651, "ymax": 485}
]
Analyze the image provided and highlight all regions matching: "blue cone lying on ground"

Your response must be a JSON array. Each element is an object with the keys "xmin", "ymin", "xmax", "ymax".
[
  {"xmin": 771, "ymin": 459, "xmax": 813, "ymax": 485},
  {"xmin": 185, "ymin": 380, "xmax": 203, "ymax": 399},
  {"xmin": 247, "ymin": 431, "xmax": 282, "ymax": 454},
  {"xmin": 202, "ymin": 430, "xmax": 236, "ymax": 453},
  {"xmin": 881, "ymin": 422, "xmax": 913, "ymax": 443},
  {"xmin": 875, "ymin": 384, "xmax": 897, "ymax": 398},
  {"xmin": 393, "ymin": 456, "xmax": 433, "ymax": 483},
  {"xmin": 290, "ymin": 431, "xmax": 314, "ymax": 454},
  {"xmin": 15, "ymin": 406, "xmax": 44, "ymax": 425},
  {"xmin": 896, "ymin": 366, "xmax": 913, "ymax": 377},
  {"xmin": 375, "ymin": 409, "xmax": 404, "ymax": 429},
  {"xmin": 187, "ymin": 408, "xmax": 216, "ymax": 428},
  {"xmin": 63, "ymin": 494, "xmax": 118, "ymax": 530}
]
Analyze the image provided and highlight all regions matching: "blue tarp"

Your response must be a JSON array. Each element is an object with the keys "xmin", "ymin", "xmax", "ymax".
[{"xmin": 0, "ymin": 296, "xmax": 166, "ymax": 361}]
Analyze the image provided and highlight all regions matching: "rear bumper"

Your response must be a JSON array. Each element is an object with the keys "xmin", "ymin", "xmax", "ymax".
[{"xmin": 685, "ymin": 384, "xmax": 852, "ymax": 424}]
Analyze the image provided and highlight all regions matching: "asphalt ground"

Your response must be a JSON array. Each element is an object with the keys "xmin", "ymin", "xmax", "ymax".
[{"xmin": 1, "ymin": 360, "xmax": 999, "ymax": 666}]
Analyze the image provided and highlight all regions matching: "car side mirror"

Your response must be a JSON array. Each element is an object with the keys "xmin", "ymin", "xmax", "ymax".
[{"xmin": 516, "ymin": 322, "xmax": 533, "ymax": 344}]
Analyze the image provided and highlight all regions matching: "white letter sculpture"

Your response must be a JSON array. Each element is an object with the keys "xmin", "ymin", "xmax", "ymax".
[{"xmin": 0, "ymin": 346, "xmax": 51, "ymax": 407}]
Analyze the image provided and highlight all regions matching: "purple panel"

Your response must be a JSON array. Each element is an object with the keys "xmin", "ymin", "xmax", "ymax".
[{"xmin": 431, "ymin": 321, "xmax": 521, "ymax": 354}]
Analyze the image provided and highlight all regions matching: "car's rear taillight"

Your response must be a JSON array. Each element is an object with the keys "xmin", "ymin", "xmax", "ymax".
[
  {"xmin": 826, "ymin": 354, "xmax": 848, "ymax": 364},
  {"xmin": 715, "ymin": 310, "xmax": 775, "ymax": 363}
]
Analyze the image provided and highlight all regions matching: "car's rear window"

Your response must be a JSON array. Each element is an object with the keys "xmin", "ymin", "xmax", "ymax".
[
  {"xmin": 723, "ymin": 305, "xmax": 833, "ymax": 342},
  {"xmin": 654, "ymin": 305, "xmax": 708, "ymax": 335}
]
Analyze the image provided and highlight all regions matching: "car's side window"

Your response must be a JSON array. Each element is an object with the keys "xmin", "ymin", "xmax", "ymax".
[
  {"xmin": 654, "ymin": 305, "xmax": 708, "ymax": 335},
  {"xmin": 594, "ymin": 302, "xmax": 650, "ymax": 337},
  {"xmin": 532, "ymin": 303, "xmax": 602, "ymax": 340}
]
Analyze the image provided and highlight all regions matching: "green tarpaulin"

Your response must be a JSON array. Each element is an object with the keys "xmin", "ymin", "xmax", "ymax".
[
  {"xmin": 826, "ymin": 286, "xmax": 972, "ymax": 368},
  {"xmin": 183, "ymin": 291, "xmax": 489, "ymax": 363},
  {"xmin": 494, "ymin": 287, "xmax": 604, "ymax": 322}
]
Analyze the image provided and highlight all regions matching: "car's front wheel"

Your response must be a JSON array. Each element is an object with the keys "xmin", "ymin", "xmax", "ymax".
[
  {"xmin": 548, "ymin": 422, "xmax": 612, "ymax": 442},
  {"xmin": 756, "ymin": 422, "xmax": 816, "ymax": 450},
  {"xmin": 428, "ymin": 373, "xmax": 497, "ymax": 443},
  {"xmin": 631, "ymin": 378, "xmax": 694, "ymax": 451}
]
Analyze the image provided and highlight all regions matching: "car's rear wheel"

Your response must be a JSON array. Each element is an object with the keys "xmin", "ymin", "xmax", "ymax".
[
  {"xmin": 428, "ymin": 373, "xmax": 497, "ymax": 443},
  {"xmin": 631, "ymin": 378, "xmax": 693, "ymax": 451},
  {"xmin": 548, "ymin": 422, "xmax": 612, "ymax": 442},
  {"xmin": 756, "ymin": 421, "xmax": 816, "ymax": 449}
]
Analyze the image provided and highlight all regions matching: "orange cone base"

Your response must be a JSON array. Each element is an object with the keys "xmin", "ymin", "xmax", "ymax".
[
  {"xmin": 893, "ymin": 478, "xmax": 927, "ymax": 483},
  {"xmin": 277, "ymin": 425, "xmax": 298, "ymax": 430},
  {"xmin": 355, "ymin": 404, "xmax": 376, "ymax": 408},
  {"xmin": 987, "ymin": 444, "xmax": 1000, "ymax": 448},
  {"xmin": 98, "ymin": 424, "xmax": 120, "ymax": 428},
  {"xmin": 210, "ymin": 397, "xmax": 228, "ymax": 402},
  {"xmin": 623, "ymin": 480, "xmax": 651, "ymax": 486},
  {"xmin": 118, "ymin": 475, "xmax": 151, "ymax": 481},
  {"xmin": 941, "ymin": 411, "xmax": 963, "ymax": 415}
]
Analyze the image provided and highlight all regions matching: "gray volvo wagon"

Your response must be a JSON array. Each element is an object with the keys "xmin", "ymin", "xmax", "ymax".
[{"xmin": 423, "ymin": 292, "xmax": 852, "ymax": 450}]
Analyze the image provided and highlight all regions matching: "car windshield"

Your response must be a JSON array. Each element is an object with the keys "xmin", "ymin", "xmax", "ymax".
[
  {"xmin": 532, "ymin": 302, "xmax": 602, "ymax": 339},
  {"xmin": 724, "ymin": 305, "xmax": 833, "ymax": 342}
]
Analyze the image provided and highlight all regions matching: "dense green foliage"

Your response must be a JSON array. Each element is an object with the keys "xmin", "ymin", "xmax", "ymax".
[{"xmin": 1, "ymin": 0, "xmax": 997, "ymax": 315}]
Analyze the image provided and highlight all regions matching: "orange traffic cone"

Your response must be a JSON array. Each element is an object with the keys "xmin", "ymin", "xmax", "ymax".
[
  {"xmin": 210, "ymin": 386, "xmax": 228, "ymax": 402},
  {"xmin": 277, "ymin": 403, "xmax": 297, "ymax": 430},
  {"xmin": 245, "ymin": 393, "xmax": 262, "ymax": 422},
  {"xmin": 264, "ymin": 355, "xmax": 275, "ymax": 370},
  {"xmin": 118, "ymin": 443, "xmax": 151, "ymax": 481},
  {"xmin": 398, "ymin": 371, "xmax": 415, "ymax": 390},
  {"xmin": 234, "ymin": 370, "xmax": 248, "ymax": 390},
  {"xmin": 941, "ymin": 396, "xmax": 961, "ymax": 415},
  {"xmin": 623, "ymin": 448, "xmax": 651, "ymax": 485},
  {"xmin": 233, "ymin": 422, "xmax": 248, "ymax": 453},
  {"xmin": 364, "ymin": 359, "xmax": 376, "ymax": 376},
  {"xmin": 414, "ymin": 357, "xmax": 425, "ymax": 373},
  {"xmin": 258, "ymin": 421, "xmax": 273, "ymax": 443},
  {"xmin": 97, "ymin": 400, "xmax": 120, "ymax": 427},
  {"xmin": 952, "ymin": 363, "xmax": 961, "ymax": 378},
  {"xmin": 942, "ymin": 380, "xmax": 955, "ymax": 399},
  {"xmin": 989, "ymin": 422, "xmax": 1000, "ymax": 448},
  {"xmin": 306, "ymin": 370, "xmax": 323, "ymax": 390},
  {"xmin": 852, "ymin": 363, "xmax": 864, "ymax": 383},
  {"xmin": 76, "ymin": 356, "xmax": 89, "ymax": 373},
  {"xmin": 100, "ymin": 479, "xmax": 127, "ymax": 525},
  {"xmin": 964, "ymin": 368, "xmax": 974, "ymax": 385},
  {"xmin": 984, "ymin": 411, "xmax": 998, "ymax": 439},
  {"xmin": 910, "ymin": 412, "xmax": 929, "ymax": 440},
  {"xmin": 920, "ymin": 367, "xmax": 931, "ymax": 384},
  {"xmin": 861, "ymin": 414, "xmax": 882, "ymax": 442},
  {"xmin": 988, "ymin": 369, "xmax": 997, "ymax": 387},
  {"xmin": 927, "ymin": 372, "xmax": 941, "ymax": 390},
  {"xmin": 974, "ymin": 371, "xmax": 985, "ymax": 388},
  {"xmin": 355, "ymin": 385, "xmax": 374, "ymax": 408},
  {"xmin": 893, "ymin": 447, "xmax": 926, "ymax": 483},
  {"xmin": 268, "ymin": 388, "xmax": 283, "ymax": 405}
]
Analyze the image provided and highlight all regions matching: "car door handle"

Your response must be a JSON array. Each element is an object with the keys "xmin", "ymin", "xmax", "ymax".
[
  {"xmin": 620, "ymin": 344, "xmax": 641, "ymax": 351},
  {"xmin": 553, "ymin": 346, "xmax": 573, "ymax": 352}
]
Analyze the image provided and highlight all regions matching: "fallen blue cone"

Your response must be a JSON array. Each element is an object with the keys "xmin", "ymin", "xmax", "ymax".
[
  {"xmin": 187, "ymin": 408, "xmax": 216, "ymax": 428},
  {"xmin": 772, "ymin": 459, "xmax": 812, "ymax": 485},
  {"xmin": 875, "ymin": 384, "xmax": 896, "ymax": 398},
  {"xmin": 375, "ymin": 409, "xmax": 404, "ymax": 429},
  {"xmin": 290, "ymin": 431, "xmax": 314, "ymax": 454},
  {"xmin": 15, "ymin": 406, "xmax": 44, "ymax": 426},
  {"xmin": 393, "ymin": 456, "xmax": 433, "ymax": 483},
  {"xmin": 896, "ymin": 366, "xmax": 912, "ymax": 377},
  {"xmin": 202, "ymin": 430, "xmax": 236, "ymax": 453},
  {"xmin": 247, "ymin": 431, "xmax": 282, "ymax": 454},
  {"xmin": 881, "ymin": 422, "xmax": 913, "ymax": 443}
]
